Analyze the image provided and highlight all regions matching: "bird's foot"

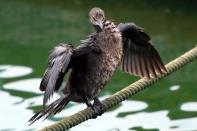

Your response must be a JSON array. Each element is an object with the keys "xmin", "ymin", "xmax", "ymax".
[
  {"xmin": 84, "ymin": 96, "xmax": 106, "ymax": 118},
  {"xmin": 91, "ymin": 98, "xmax": 106, "ymax": 118}
]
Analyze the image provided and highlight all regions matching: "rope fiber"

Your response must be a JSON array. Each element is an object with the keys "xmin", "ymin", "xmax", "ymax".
[{"xmin": 40, "ymin": 45, "xmax": 197, "ymax": 131}]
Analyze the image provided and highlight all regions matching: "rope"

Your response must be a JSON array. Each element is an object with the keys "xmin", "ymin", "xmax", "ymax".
[{"xmin": 40, "ymin": 45, "xmax": 197, "ymax": 131}]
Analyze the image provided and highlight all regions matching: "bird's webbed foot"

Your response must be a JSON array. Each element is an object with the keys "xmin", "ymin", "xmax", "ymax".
[
  {"xmin": 91, "ymin": 97, "xmax": 106, "ymax": 118},
  {"xmin": 83, "ymin": 95, "xmax": 106, "ymax": 118}
]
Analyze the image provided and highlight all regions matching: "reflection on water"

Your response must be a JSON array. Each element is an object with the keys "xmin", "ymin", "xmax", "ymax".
[
  {"xmin": 169, "ymin": 85, "xmax": 180, "ymax": 91},
  {"xmin": 0, "ymin": 65, "xmax": 197, "ymax": 130},
  {"xmin": 4, "ymin": 78, "xmax": 42, "ymax": 93},
  {"xmin": 0, "ymin": 65, "xmax": 32, "ymax": 79},
  {"xmin": 181, "ymin": 102, "xmax": 197, "ymax": 112}
]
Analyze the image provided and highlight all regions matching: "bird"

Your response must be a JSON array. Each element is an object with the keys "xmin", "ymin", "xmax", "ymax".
[{"xmin": 29, "ymin": 7, "xmax": 166, "ymax": 124}]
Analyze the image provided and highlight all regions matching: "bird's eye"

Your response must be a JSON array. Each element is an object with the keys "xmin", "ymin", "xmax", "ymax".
[{"xmin": 93, "ymin": 17, "xmax": 96, "ymax": 21}]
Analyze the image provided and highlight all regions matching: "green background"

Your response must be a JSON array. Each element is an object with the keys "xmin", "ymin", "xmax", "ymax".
[{"xmin": 0, "ymin": 0, "xmax": 197, "ymax": 130}]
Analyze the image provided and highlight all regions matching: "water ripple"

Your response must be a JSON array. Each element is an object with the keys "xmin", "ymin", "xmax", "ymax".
[{"xmin": 0, "ymin": 65, "xmax": 32, "ymax": 79}]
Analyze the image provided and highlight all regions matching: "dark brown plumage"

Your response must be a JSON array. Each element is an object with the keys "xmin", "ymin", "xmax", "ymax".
[{"xmin": 29, "ymin": 7, "xmax": 166, "ymax": 124}]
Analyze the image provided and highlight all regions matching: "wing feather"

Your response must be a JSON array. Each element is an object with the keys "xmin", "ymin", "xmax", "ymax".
[
  {"xmin": 128, "ymin": 51, "xmax": 132, "ymax": 73},
  {"xmin": 138, "ymin": 54, "xmax": 144, "ymax": 77},
  {"xmin": 147, "ymin": 53, "xmax": 157, "ymax": 78},
  {"xmin": 40, "ymin": 43, "xmax": 73, "ymax": 107},
  {"xmin": 40, "ymin": 35, "xmax": 100, "ymax": 107},
  {"xmin": 118, "ymin": 23, "xmax": 166, "ymax": 79},
  {"xmin": 131, "ymin": 52, "xmax": 137, "ymax": 75},
  {"xmin": 140, "ymin": 54, "xmax": 146, "ymax": 77}
]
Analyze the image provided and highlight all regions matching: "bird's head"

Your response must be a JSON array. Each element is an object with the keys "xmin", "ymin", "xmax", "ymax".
[{"xmin": 89, "ymin": 7, "xmax": 105, "ymax": 30}]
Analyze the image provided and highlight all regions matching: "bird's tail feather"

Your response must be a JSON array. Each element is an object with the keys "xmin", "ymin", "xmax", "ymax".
[{"xmin": 29, "ymin": 96, "xmax": 70, "ymax": 125}]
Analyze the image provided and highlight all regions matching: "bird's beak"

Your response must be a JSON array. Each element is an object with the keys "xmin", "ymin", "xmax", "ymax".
[{"xmin": 96, "ymin": 20, "xmax": 103, "ymax": 29}]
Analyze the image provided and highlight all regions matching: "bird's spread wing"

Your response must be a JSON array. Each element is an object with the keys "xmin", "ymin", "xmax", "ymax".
[
  {"xmin": 117, "ymin": 23, "xmax": 166, "ymax": 79},
  {"xmin": 40, "ymin": 36, "xmax": 100, "ymax": 107},
  {"xmin": 40, "ymin": 43, "xmax": 73, "ymax": 107}
]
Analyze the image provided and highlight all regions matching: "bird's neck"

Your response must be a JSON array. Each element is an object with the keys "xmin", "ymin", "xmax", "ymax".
[
  {"xmin": 94, "ymin": 19, "xmax": 122, "ymax": 51},
  {"xmin": 94, "ymin": 25, "xmax": 102, "ymax": 32},
  {"xmin": 103, "ymin": 20, "xmax": 118, "ymax": 34},
  {"xmin": 93, "ymin": 19, "xmax": 117, "ymax": 33}
]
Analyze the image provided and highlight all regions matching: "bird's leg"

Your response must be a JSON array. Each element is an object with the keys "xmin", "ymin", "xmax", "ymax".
[
  {"xmin": 92, "ymin": 97, "xmax": 106, "ymax": 117},
  {"xmin": 83, "ymin": 95, "xmax": 93, "ymax": 107},
  {"xmin": 82, "ymin": 95, "xmax": 98, "ymax": 118},
  {"xmin": 83, "ymin": 95, "xmax": 106, "ymax": 118}
]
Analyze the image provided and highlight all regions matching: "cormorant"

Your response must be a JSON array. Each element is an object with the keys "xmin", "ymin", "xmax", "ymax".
[{"xmin": 29, "ymin": 7, "xmax": 166, "ymax": 124}]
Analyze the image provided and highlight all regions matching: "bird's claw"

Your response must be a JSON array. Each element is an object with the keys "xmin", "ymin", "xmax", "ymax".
[{"xmin": 90, "ymin": 102, "xmax": 106, "ymax": 118}]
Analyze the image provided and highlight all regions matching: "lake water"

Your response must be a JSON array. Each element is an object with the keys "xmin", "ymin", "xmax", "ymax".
[{"xmin": 0, "ymin": 1, "xmax": 197, "ymax": 131}]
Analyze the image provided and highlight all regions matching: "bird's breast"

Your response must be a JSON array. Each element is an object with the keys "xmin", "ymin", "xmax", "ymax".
[
  {"xmin": 74, "ymin": 23, "xmax": 123, "ymax": 99},
  {"xmin": 90, "ymin": 26, "xmax": 123, "ymax": 86}
]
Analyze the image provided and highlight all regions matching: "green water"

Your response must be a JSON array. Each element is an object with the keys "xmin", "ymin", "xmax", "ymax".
[{"xmin": 0, "ymin": 0, "xmax": 197, "ymax": 130}]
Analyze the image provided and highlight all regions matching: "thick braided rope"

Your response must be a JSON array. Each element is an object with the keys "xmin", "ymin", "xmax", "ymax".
[{"xmin": 40, "ymin": 45, "xmax": 197, "ymax": 131}]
